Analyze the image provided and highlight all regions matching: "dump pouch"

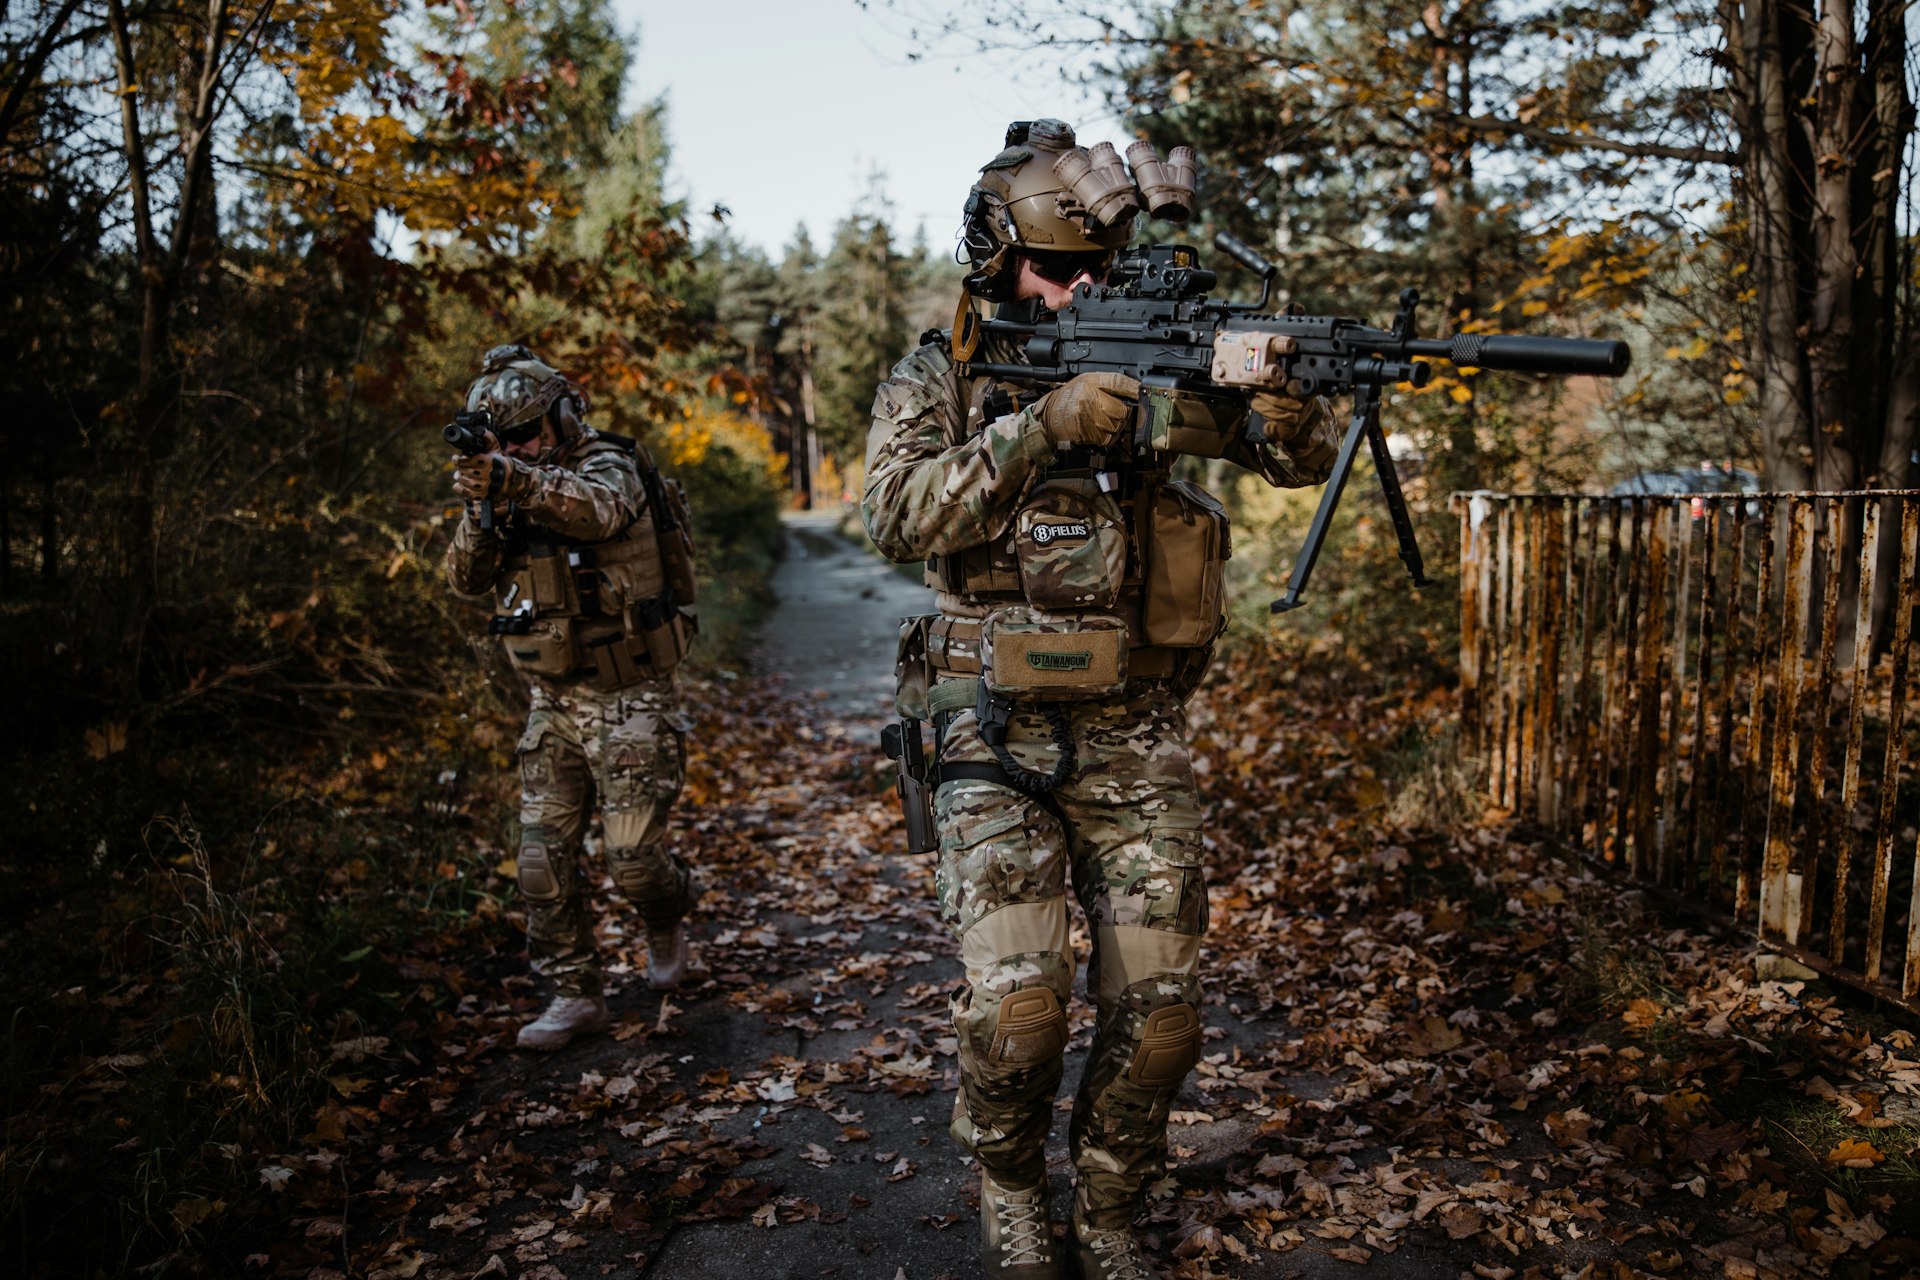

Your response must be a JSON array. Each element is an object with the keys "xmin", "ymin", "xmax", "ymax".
[
  {"xmin": 979, "ymin": 605, "xmax": 1129, "ymax": 701},
  {"xmin": 586, "ymin": 632, "xmax": 644, "ymax": 690},
  {"xmin": 1141, "ymin": 480, "xmax": 1231, "ymax": 648},
  {"xmin": 502, "ymin": 615, "xmax": 581, "ymax": 677}
]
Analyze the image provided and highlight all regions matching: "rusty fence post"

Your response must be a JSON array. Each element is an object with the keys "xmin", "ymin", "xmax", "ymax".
[
  {"xmin": 1568, "ymin": 501, "xmax": 1602, "ymax": 847},
  {"xmin": 1682, "ymin": 500, "xmax": 1725, "ymax": 892},
  {"xmin": 1736, "ymin": 499, "xmax": 1779, "ymax": 920},
  {"xmin": 1659, "ymin": 502, "xmax": 1697, "ymax": 883},
  {"xmin": 1458, "ymin": 493, "xmax": 1485, "ymax": 761},
  {"xmin": 1532, "ymin": 501, "xmax": 1566, "ymax": 826},
  {"xmin": 1865, "ymin": 498, "xmax": 1917, "ymax": 984},
  {"xmin": 1831, "ymin": 497, "xmax": 1882, "ymax": 963},
  {"xmin": 1630, "ymin": 503, "xmax": 1672, "ymax": 879},
  {"xmin": 1760, "ymin": 498, "xmax": 1814, "ymax": 941},
  {"xmin": 1798, "ymin": 496, "xmax": 1845, "ymax": 946}
]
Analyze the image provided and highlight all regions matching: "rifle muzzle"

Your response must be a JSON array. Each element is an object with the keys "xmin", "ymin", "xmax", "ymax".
[{"xmin": 1425, "ymin": 334, "xmax": 1631, "ymax": 377}]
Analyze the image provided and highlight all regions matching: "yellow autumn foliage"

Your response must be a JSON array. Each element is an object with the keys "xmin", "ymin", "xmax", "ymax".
[{"xmin": 661, "ymin": 406, "xmax": 784, "ymax": 487}]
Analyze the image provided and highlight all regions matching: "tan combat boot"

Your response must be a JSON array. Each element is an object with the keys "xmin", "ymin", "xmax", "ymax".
[
  {"xmin": 1071, "ymin": 1223, "xmax": 1158, "ymax": 1280},
  {"xmin": 515, "ymin": 994, "xmax": 611, "ymax": 1050},
  {"xmin": 979, "ymin": 1170, "xmax": 1060, "ymax": 1279},
  {"xmin": 645, "ymin": 919, "xmax": 689, "ymax": 990}
]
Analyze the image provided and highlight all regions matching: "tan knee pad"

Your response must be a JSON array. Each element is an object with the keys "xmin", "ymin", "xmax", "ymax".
[
  {"xmin": 517, "ymin": 843, "xmax": 560, "ymax": 901},
  {"xmin": 989, "ymin": 987, "xmax": 1068, "ymax": 1068},
  {"xmin": 1126, "ymin": 1002, "xmax": 1201, "ymax": 1087}
]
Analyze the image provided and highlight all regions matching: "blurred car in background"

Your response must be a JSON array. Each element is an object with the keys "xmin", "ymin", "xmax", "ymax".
[{"xmin": 1608, "ymin": 463, "xmax": 1761, "ymax": 520}]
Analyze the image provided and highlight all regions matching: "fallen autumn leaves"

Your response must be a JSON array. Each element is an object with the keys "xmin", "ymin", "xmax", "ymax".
[{"xmin": 19, "ymin": 652, "xmax": 1920, "ymax": 1279}]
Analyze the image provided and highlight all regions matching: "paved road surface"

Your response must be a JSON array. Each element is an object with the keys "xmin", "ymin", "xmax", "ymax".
[{"xmin": 752, "ymin": 510, "xmax": 933, "ymax": 719}]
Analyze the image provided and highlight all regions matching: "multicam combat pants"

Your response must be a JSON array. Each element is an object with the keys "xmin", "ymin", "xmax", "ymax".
[
  {"xmin": 515, "ymin": 674, "xmax": 692, "ymax": 997},
  {"xmin": 932, "ymin": 678, "xmax": 1207, "ymax": 1231}
]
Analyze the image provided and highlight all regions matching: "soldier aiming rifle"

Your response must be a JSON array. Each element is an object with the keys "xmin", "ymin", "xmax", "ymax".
[
  {"xmin": 444, "ymin": 344, "xmax": 701, "ymax": 1051},
  {"xmin": 868, "ymin": 119, "xmax": 1627, "ymax": 1280}
]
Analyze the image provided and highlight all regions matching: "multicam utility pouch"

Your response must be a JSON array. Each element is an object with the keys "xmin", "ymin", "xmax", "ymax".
[
  {"xmin": 502, "ymin": 615, "xmax": 581, "ymax": 677},
  {"xmin": 979, "ymin": 605, "xmax": 1129, "ymax": 701},
  {"xmin": 893, "ymin": 614, "xmax": 934, "ymax": 720},
  {"xmin": 1014, "ymin": 480, "xmax": 1126, "ymax": 611},
  {"xmin": 1138, "ymin": 386, "xmax": 1244, "ymax": 459},
  {"xmin": 1141, "ymin": 480, "xmax": 1231, "ymax": 647},
  {"xmin": 627, "ymin": 593, "xmax": 694, "ymax": 676}
]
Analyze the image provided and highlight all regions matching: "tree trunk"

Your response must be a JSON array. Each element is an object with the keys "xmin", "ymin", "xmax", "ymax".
[
  {"xmin": 106, "ymin": 0, "xmax": 231, "ymax": 679},
  {"xmin": 1734, "ymin": 0, "xmax": 1813, "ymax": 491},
  {"xmin": 1806, "ymin": 0, "xmax": 1857, "ymax": 491}
]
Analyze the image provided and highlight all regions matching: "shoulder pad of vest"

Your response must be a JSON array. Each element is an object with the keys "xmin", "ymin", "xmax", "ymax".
[{"xmin": 581, "ymin": 429, "xmax": 637, "ymax": 455}]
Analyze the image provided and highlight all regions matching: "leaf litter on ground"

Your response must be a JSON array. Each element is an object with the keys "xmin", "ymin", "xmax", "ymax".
[{"xmin": 48, "ymin": 654, "xmax": 1917, "ymax": 1279}]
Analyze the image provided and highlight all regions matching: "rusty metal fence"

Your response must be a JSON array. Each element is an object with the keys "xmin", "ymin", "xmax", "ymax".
[{"xmin": 1455, "ymin": 490, "xmax": 1920, "ymax": 1011}]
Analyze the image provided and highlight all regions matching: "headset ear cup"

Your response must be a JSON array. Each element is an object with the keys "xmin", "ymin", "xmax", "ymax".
[{"xmin": 962, "ymin": 244, "xmax": 1014, "ymax": 302}]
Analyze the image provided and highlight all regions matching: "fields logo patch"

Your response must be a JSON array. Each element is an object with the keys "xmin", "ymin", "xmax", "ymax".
[
  {"xmin": 1031, "ymin": 521, "xmax": 1090, "ymax": 546},
  {"xmin": 1028, "ymin": 651, "xmax": 1092, "ymax": 671}
]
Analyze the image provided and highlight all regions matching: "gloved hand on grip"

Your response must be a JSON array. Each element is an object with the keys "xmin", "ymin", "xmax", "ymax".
[
  {"xmin": 452, "ymin": 450, "xmax": 510, "ymax": 501},
  {"xmin": 1251, "ymin": 387, "xmax": 1339, "ymax": 476},
  {"xmin": 1037, "ymin": 371, "xmax": 1139, "ymax": 448}
]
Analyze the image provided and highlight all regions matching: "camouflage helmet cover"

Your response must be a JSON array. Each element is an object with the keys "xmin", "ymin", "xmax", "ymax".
[
  {"xmin": 463, "ymin": 343, "xmax": 586, "ymax": 432},
  {"xmin": 961, "ymin": 119, "xmax": 1139, "ymax": 299}
]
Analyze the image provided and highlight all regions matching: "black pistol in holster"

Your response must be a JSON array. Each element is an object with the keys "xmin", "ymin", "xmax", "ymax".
[{"xmin": 880, "ymin": 719, "xmax": 937, "ymax": 855}]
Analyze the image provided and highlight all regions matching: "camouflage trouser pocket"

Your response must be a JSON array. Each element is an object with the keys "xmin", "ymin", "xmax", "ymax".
[
  {"xmin": 603, "ymin": 708, "xmax": 685, "ymax": 816},
  {"xmin": 934, "ymin": 786, "xmax": 1060, "ymax": 938},
  {"xmin": 1014, "ymin": 480, "xmax": 1126, "ymax": 611},
  {"xmin": 1150, "ymin": 818, "xmax": 1209, "ymax": 937}
]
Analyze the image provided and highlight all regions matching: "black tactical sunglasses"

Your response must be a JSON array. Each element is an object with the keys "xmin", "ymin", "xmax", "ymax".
[
  {"xmin": 1020, "ymin": 248, "xmax": 1112, "ymax": 286},
  {"xmin": 494, "ymin": 417, "xmax": 544, "ymax": 446}
]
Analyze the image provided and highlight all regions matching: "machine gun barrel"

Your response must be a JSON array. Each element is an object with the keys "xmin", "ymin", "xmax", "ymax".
[{"xmin": 1403, "ymin": 333, "xmax": 1629, "ymax": 377}]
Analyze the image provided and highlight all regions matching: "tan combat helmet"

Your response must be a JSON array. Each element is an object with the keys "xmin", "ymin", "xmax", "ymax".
[
  {"xmin": 959, "ymin": 119, "xmax": 1196, "ymax": 302},
  {"xmin": 464, "ymin": 343, "xmax": 586, "ymax": 441}
]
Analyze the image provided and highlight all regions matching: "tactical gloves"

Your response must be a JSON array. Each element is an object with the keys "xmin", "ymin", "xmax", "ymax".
[
  {"xmin": 452, "ymin": 451, "xmax": 507, "ymax": 500},
  {"xmin": 1251, "ymin": 388, "xmax": 1339, "ymax": 477},
  {"xmin": 1036, "ymin": 372, "xmax": 1139, "ymax": 448},
  {"xmin": 452, "ymin": 450, "xmax": 535, "ymax": 518}
]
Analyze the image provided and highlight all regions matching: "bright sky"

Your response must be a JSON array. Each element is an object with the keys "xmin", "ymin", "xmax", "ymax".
[{"xmin": 614, "ymin": 0, "xmax": 1125, "ymax": 258}]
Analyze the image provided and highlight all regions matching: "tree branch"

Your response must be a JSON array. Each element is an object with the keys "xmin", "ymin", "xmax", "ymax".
[
  {"xmin": 163, "ymin": 0, "xmax": 231, "ymax": 279},
  {"xmin": 105, "ymin": 0, "xmax": 156, "ymax": 268},
  {"xmin": 1448, "ymin": 113, "xmax": 1737, "ymax": 165},
  {"xmin": 0, "ymin": 0, "xmax": 84, "ymax": 148}
]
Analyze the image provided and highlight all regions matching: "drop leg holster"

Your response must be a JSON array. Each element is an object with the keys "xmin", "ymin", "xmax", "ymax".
[{"xmin": 880, "ymin": 718, "xmax": 939, "ymax": 855}]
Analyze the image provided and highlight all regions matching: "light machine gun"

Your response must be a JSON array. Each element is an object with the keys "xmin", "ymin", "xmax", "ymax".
[{"xmin": 956, "ymin": 233, "xmax": 1631, "ymax": 612}]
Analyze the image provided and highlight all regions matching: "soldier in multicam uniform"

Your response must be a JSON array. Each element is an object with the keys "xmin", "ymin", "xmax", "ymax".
[
  {"xmin": 862, "ymin": 122, "xmax": 1338, "ymax": 1280},
  {"xmin": 446, "ymin": 344, "xmax": 699, "ymax": 1051}
]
